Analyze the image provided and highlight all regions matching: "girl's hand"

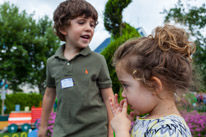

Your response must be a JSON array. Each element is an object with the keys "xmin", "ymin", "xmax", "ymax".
[
  {"xmin": 110, "ymin": 94, "xmax": 135, "ymax": 121},
  {"xmin": 109, "ymin": 97, "xmax": 131, "ymax": 135},
  {"xmin": 111, "ymin": 94, "xmax": 122, "ymax": 113}
]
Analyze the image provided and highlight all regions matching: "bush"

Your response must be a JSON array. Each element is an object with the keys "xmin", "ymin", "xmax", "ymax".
[
  {"xmin": 181, "ymin": 111, "xmax": 206, "ymax": 137},
  {"xmin": 0, "ymin": 92, "xmax": 42, "ymax": 114},
  {"xmin": 101, "ymin": 23, "xmax": 141, "ymax": 94}
]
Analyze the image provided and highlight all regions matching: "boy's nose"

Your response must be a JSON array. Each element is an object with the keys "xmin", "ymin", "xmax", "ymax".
[{"xmin": 85, "ymin": 23, "xmax": 93, "ymax": 31}]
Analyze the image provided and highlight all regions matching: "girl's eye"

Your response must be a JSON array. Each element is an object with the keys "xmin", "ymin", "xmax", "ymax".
[{"xmin": 122, "ymin": 83, "xmax": 129, "ymax": 88}]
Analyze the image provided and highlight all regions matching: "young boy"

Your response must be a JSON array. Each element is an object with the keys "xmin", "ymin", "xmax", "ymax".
[{"xmin": 38, "ymin": 0, "xmax": 114, "ymax": 137}]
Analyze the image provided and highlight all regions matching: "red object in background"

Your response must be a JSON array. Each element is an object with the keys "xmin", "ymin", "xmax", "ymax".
[
  {"xmin": 31, "ymin": 107, "xmax": 42, "ymax": 123},
  {"xmin": 8, "ymin": 112, "xmax": 32, "ymax": 125},
  {"xmin": 8, "ymin": 107, "xmax": 42, "ymax": 125}
]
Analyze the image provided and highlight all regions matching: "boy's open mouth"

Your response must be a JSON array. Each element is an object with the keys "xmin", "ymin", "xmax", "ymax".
[{"xmin": 81, "ymin": 35, "xmax": 90, "ymax": 39}]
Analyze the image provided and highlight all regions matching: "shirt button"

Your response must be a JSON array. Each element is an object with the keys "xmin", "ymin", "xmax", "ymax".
[{"xmin": 67, "ymin": 62, "xmax": 70, "ymax": 65}]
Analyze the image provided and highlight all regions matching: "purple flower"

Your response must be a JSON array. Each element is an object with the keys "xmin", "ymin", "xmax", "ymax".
[
  {"xmin": 181, "ymin": 111, "xmax": 206, "ymax": 136},
  {"xmin": 37, "ymin": 112, "xmax": 56, "ymax": 137}
]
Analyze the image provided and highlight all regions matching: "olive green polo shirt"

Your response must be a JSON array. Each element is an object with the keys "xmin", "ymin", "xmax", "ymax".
[{"xmin": 46, "ymin": 45, "xmax": 112, "ymax": 137}]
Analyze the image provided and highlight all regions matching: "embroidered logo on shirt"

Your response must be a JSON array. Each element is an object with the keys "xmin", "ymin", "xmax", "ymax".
[{"xmin": 85, "ymin": 69, "xmax": 88, "ymax": 74}]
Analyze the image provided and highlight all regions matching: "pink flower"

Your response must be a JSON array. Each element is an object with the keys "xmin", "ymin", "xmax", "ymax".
[
  {"xmin": 37, "ymin": 112, "xmax": 56, "ymax": 137},
  {"xmin": 181, "ymin": 111, "xmax": 206, "ymax": 136}
]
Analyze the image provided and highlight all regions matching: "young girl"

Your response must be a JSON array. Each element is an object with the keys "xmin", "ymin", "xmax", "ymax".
[{"xmin": 109, "ymin": 25, "xmax": 194, "ymax": 137}]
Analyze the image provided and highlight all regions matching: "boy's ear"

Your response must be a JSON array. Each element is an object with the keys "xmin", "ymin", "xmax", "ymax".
[
  {"xmin": 59, "ymin": 27, "xmax": 67, "ymax": 35},
  {"xmin": 151, "ymin": 76, "xmax": 162, "ymax": 95}
]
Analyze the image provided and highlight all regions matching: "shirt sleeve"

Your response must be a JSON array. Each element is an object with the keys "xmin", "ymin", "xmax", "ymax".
[
  {"xmin": 97, "ymin": 55, "xmax": 112, "ymax": 89},
  {"xmin": 46, "ymin": 59, "xmax": 56, "ymax": 88}
]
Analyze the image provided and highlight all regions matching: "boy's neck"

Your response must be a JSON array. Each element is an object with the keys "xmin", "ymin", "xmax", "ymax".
[{"xmin": 64, "ymin": 44, "xmax": 82, "ymax": 60}]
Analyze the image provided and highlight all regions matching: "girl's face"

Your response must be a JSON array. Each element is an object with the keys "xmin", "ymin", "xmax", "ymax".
[{"xmin": 115, "ymin": 63, "xmax": 159, "ymax": 116}]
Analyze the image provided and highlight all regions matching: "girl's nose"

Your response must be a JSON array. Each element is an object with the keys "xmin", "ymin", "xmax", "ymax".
[{"xmin": 122, "ymin": 90, "xmax": 126, "ymax": 98}]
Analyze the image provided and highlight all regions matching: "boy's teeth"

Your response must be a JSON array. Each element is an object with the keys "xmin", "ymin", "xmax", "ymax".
[{"xmin": 81, "ymin": 35, "xmax": 89, "ymax": 39}]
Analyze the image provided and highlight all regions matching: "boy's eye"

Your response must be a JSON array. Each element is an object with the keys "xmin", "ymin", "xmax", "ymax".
[
  {"xmin": 77, "ymin": 19, "xmax": 86, "ymax": 24},
  {"xmin": 90, "ymin": 23, "xmax": 95, "ymax": 28},
  {"xmin": 78, "ymin": 21, "xmax": 85, "ymax": 24}
]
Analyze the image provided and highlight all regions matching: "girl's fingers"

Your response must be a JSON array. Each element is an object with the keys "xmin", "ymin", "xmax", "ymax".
[
  {"xmin": 114, "ymin": 94, "xmax": 119, "ymax": 109},
  {"xmin": 114, "ymin": 94, "xmax": 122, "ymax": 113},
  {"xmin": 120, "ymin": 99, "xmax": 124, "ymax": 108},
  {"xmin": 110, "ymin": 95, "xmax": 129, "ymax": 116},
  {"xmin": 109, "ymin": 97, "xmax": 117, "ymax": 116},
  {"xmin": 122, "ymin": 99, "xmax": 128, "ymax": 115},
  {"xmin": 128, "ymin": 111, "xmax": 135, "ymax": 121}
]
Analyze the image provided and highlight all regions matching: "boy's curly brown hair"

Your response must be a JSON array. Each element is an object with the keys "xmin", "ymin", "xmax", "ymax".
[
  {"xmin": 113, "ymin": 25, "xmax": 196, "ymax": 94},
  {"xmin": 53, "ymin": 0, "xmax": 98, "ymax": 41}
]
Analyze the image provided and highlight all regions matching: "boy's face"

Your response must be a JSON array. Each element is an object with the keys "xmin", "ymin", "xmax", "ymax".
[{"xmin": 60, "ymin": 16, "xmax": 95, "ymax": 49}]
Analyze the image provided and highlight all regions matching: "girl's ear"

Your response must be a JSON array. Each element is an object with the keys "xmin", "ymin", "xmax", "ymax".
[
  {"xmin": 151, "ymin": 76, "xmax": 162, "ymax": 95},
  {"xmin": 59, "ymin": 27, "xmax": 67, "ymax": 35}
]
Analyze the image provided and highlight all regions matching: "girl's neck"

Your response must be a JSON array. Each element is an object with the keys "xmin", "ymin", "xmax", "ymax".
[{"xmin": 144, "ymin": 97, "xmax": 180, "ymax": 119}]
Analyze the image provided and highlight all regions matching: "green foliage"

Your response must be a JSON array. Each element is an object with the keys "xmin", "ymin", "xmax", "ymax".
[
  {"xmin": 162, "ymin": 0, "xmax": 206, "ymax": 91},
  {"xmin": 101, "ymin": 24, "xmax": 140, "ymax": 94},
  {"xmin": 185, "ymin": 92, "xmax": 197, "ymax": 104},
  {"xmin": 0, "ymin": 2, "xmax": 61, "ymax": 93},
  {"xmin": 0, "ymin": 93, "xmax": 42, "ymax": 114},
  {"xmin": 103, "ymin": 0, "xmax": 141, "ymax": 94},
  {"xmin": 104, "ymin": 0, "xmax": 132, "ymax": 38}
]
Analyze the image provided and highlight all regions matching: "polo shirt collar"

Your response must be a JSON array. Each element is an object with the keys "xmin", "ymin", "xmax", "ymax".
[
  {"xmin": 54, "ymin": 44, "xmax": 91, "ymax": 59},
  {"xmin": 79, "ymin": 46, "xmax": 91, "ymax": 56}
]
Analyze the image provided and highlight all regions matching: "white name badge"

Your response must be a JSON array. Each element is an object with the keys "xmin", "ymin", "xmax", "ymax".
[{"xmin": 61, "ymin": 78, "xmax": 74, "ymax": 89}]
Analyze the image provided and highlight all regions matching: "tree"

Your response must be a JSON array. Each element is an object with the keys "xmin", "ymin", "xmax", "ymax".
[
  {"xmin": 25, "ymin": 16, "xmax": 61, "ymax": 94},
  {"xmin": 102, "ymin": 24, "xmax": 140, "ymax": 94},
  {"xmin": 104, "ymin": 0, "xmax": 132, "ymax": 38},
  {"xmin": 0, "ymin": 2, "xmax": 60, "ymax": 93},
  {"xmin": 103, "ymin": 0, "xmax": 141, "ymax": 94},
  {"xmin": 162, "ymin": 0, "xmax": 206, "ymax": 91}
]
